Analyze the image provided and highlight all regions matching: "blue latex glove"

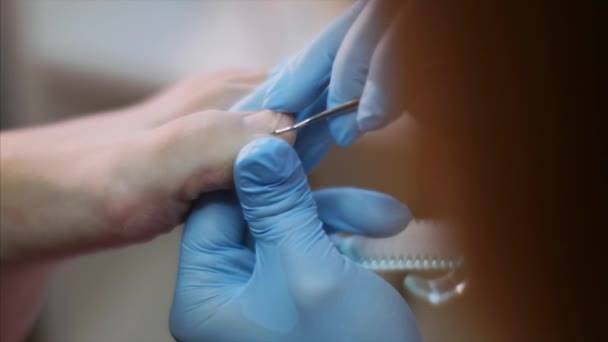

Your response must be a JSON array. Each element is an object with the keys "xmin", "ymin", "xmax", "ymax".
[
  {"xmin": 232, "ymin": 1, "xmax": 367, "ymax": 171},
  {"xmin": 233, "ymin": 79, "xmax": 332, "ymax": 173},
  {"xmin": 264, "ymin": 0, "xmax": 407, "ymax": 147},
  {"xmin": 170, "ymin": 138, "xmax": 420, "ymax": 342},
  {"xmin": 327, "ymin": 0, "xmax": 406, "ymax": 146}
]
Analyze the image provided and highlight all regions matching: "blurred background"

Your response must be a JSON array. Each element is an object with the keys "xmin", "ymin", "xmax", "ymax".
[{"xmin": 2, "ymin": 1, "xmax": 470, "ymax": 341}]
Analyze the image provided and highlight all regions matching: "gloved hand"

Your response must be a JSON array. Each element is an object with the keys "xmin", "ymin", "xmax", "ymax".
[
  {"xmin": 231, "ymin": 1, "xmax": 366, "ymax": 171},
  {"xmin": 170, "ymin": 138, "xmax": 421, "ymax": 342},
  {"xmin": 326, "ymin": 0, "xmax": 407, "ymax": 146},
  {"xmin": 263, "ymin": 0, "xmax": 408, "ymax": 148}
]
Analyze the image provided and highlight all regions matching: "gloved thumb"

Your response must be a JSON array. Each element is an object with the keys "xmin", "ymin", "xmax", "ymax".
[{"xmin": 234, "ymin": 138, "xmax": 330, "ymax": 252}]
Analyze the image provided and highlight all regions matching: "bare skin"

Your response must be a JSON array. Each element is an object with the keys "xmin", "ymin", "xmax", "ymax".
[
  {"xmin": 0, "ymin": 69, "xmax": 295, "ymax": 342},
  {"xmin": 0, "ymin": 69, "xmax": 295, "ymax": 260}
]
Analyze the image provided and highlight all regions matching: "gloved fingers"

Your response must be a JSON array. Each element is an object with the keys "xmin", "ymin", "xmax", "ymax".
[
  {"xmin": 180, "ymin": 191, "xmax": 255, "ymax": 278},
  {"xmin": 171, "ymin": 192, "xmax": 254, "ymax": 335},
  {"xmin": 236, "ymin": 85, "xmax": 335, "ymax": 173},
  {"xmin": 263, "ymin": 1, "xmax": 367, "ymax": 112},
  {"xmin": 292, "ymin": 89, "xmax": 335, "ymax": 173},
  {"xmin": 328, "ymin": 0, "xmax": 404, "ymax": 146},
  {"xmin": 314, "ymin": 187, "xmax": 412, "ymax": 238},
  {"xmin": 294, "ymin": 119, "xmax": 333, "ymax": 173},
  {"xmin": 234, "ymin": 137, "xmax": 349, "ymax": 299},
  {"xmin": 234, "ymin": 138, "xmax": 339, "ymax": 256},
  {"xmin": 357, "ymin": 8, "xmax": 408, "ymax": 133}
]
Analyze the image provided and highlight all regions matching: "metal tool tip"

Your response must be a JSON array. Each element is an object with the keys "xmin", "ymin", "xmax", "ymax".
[{"xmin": 272, "ymin": 126, "xmax": 295, "ymax": 135}]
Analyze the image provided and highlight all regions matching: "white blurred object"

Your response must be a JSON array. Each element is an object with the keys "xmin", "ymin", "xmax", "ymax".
[
  {"xmin": 337, "ymin": 220, "xmax": 462, "ymax": 271},
  {"xmin": 17, "ymin": 1, "xmax": 352, "ymax": 85},
  {"xmin": 336, "ymin": 220, "xmax": 467, "ymax": 306},
  {"xmin": 11, "ymin": 1, "xmax": 353, "ymax": 126}
]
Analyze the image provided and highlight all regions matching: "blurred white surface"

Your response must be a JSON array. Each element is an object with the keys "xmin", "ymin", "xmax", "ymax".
[
  {"xmin": 18, "ymin": 0, "xmax": 351, "ymax": 85},
  {"xmin": 9, "ymin": 1, "xmax": 352, "ymax": 126}
]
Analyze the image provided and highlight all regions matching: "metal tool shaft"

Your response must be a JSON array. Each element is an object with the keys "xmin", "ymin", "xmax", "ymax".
[{"xmin": 272, "ymin": 99, "xmax": 359, "ymax": 135}]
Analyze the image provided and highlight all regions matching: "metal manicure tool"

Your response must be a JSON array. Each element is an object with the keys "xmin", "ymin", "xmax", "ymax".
[{"xmin": 272, "ymin": 98, "xmax": 360, "ymax": 135}]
